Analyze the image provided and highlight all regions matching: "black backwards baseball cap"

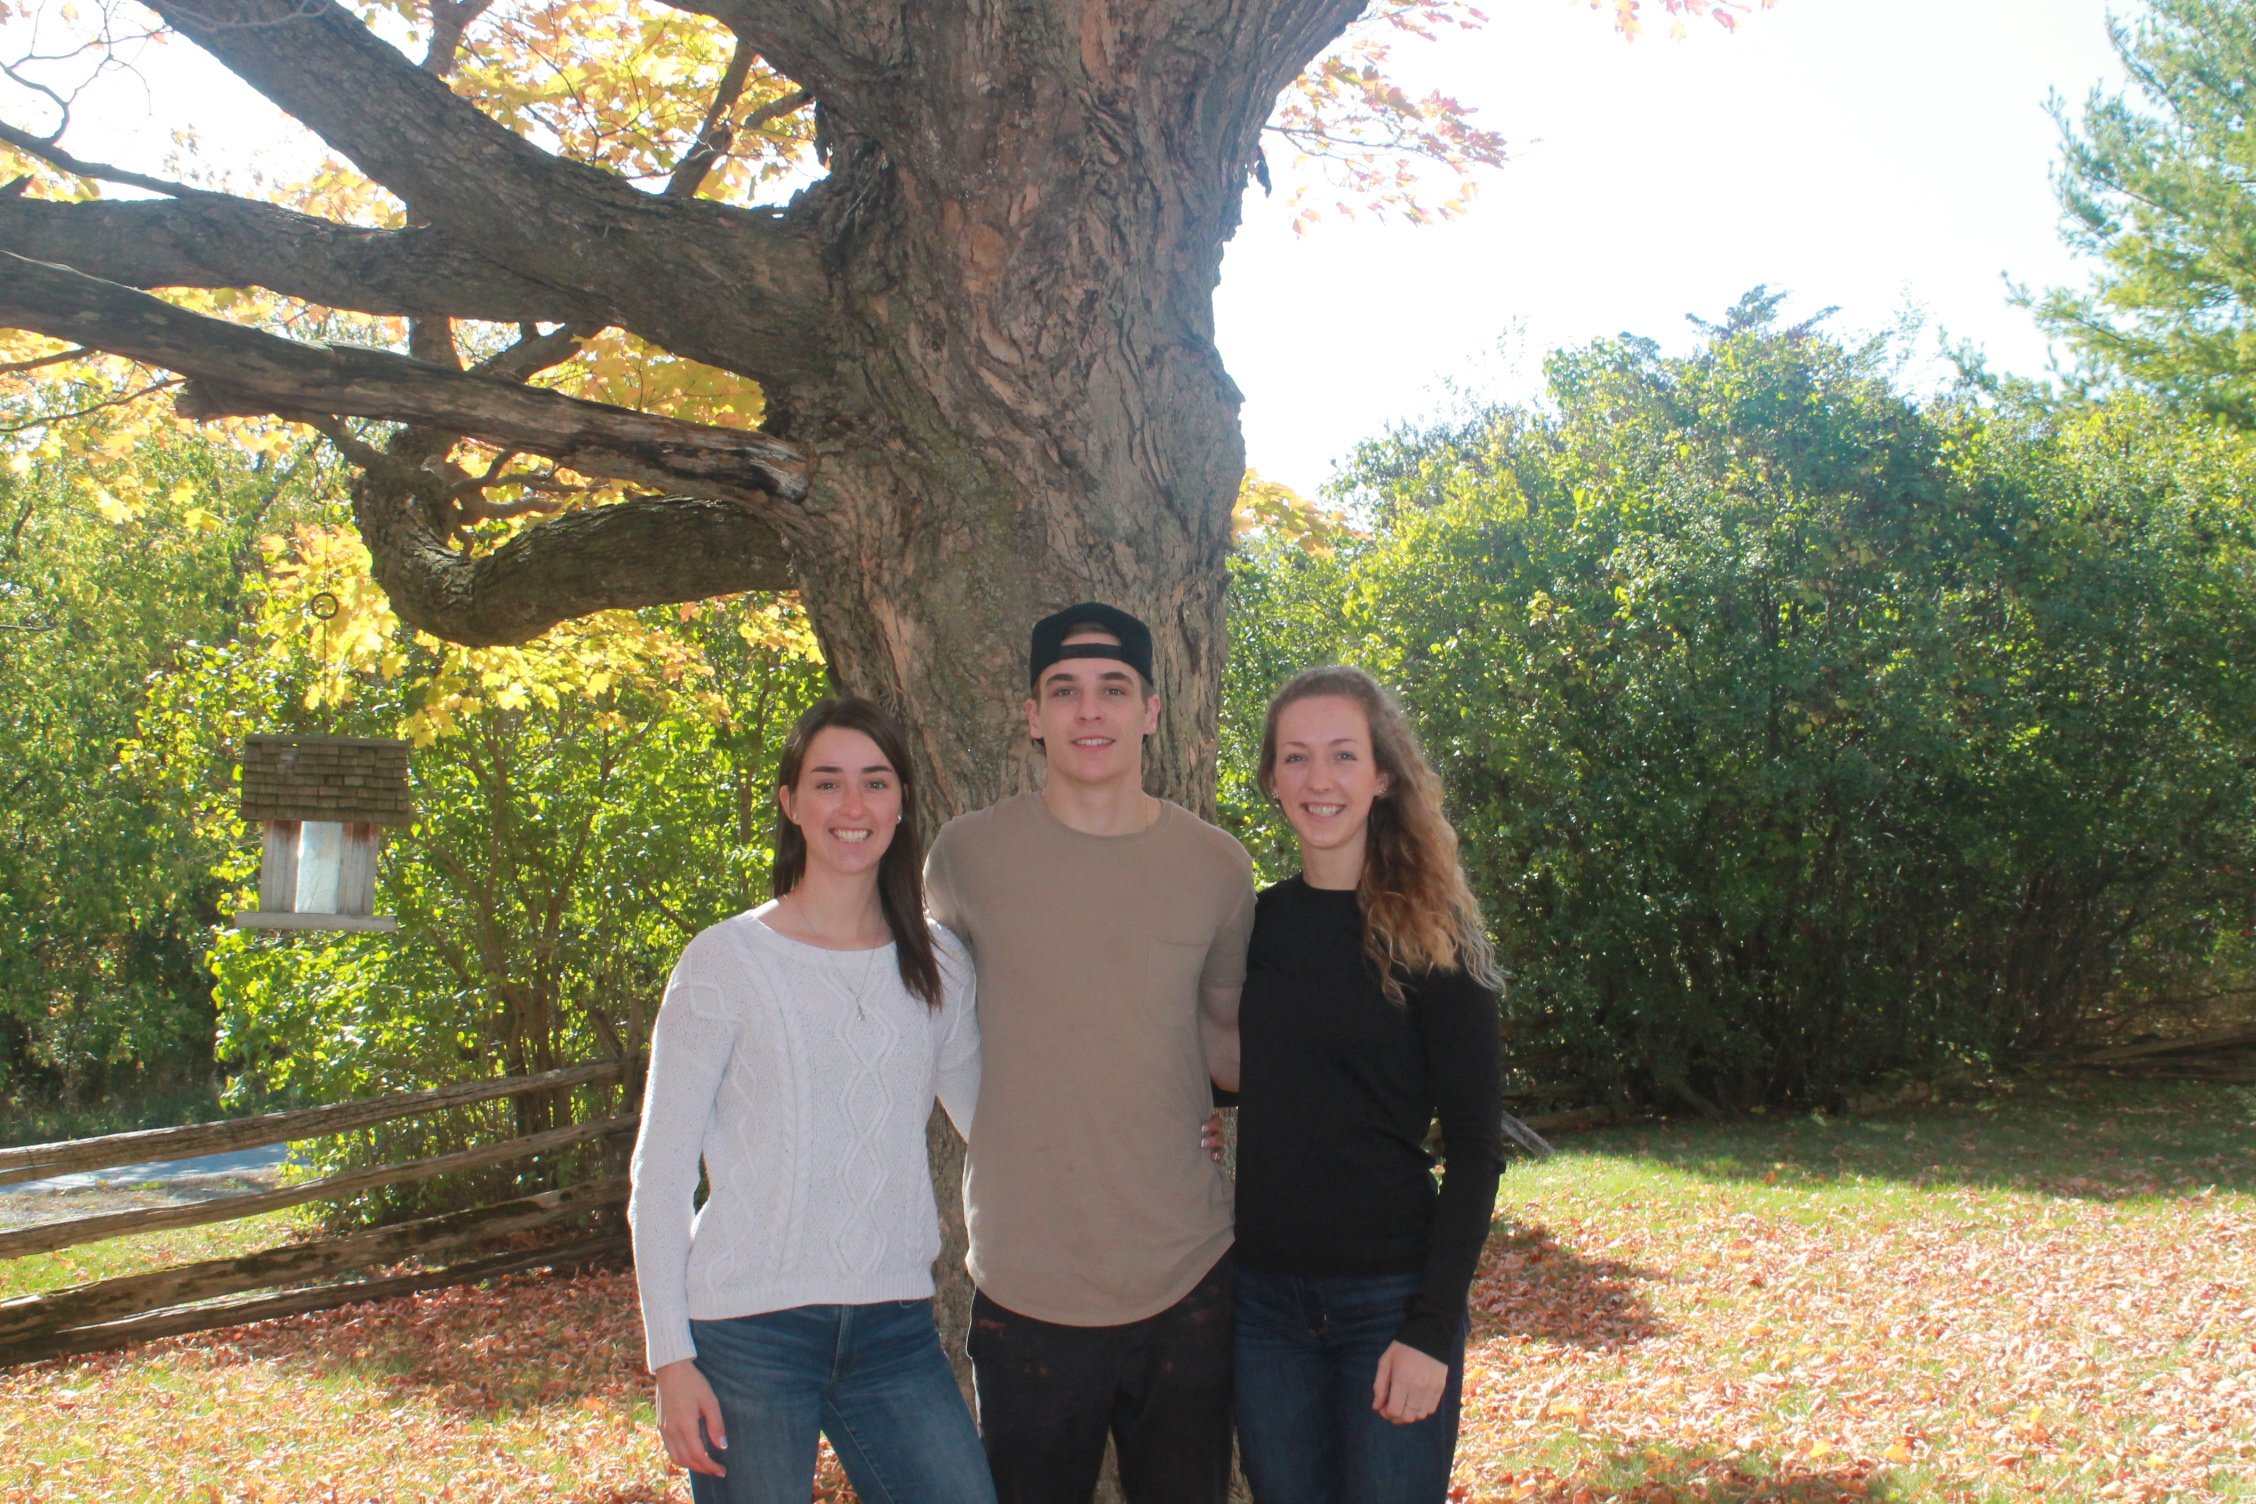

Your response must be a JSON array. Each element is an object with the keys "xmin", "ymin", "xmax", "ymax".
[{"xmin": 1028, "ymin": 602, "xmax": 1156, "ymax": 688}]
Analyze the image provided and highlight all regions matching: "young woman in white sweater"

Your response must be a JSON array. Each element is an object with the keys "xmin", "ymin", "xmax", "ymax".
[{"xmin": 628, "ymin": 697, "xmax": 993, "ymax": 1504}]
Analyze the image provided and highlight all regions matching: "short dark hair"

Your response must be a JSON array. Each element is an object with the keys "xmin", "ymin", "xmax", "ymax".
[{"xmin": 772, "ymin": 697, "xmax": 943, "ymax": 1007}]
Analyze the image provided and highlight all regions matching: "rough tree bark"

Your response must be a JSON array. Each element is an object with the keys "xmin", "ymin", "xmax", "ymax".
[
  {"xmin": 0, "ymin": 0, "xmax": 1369, "ymax": 1418},
  {"xmin": 1, "ymin": 0, "xmax": 1367, "ymax": 811}
]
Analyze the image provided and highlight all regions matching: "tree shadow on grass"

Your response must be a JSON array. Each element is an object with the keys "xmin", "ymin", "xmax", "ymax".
[
  {"xmin": 1576, "ymin": 1076, "xmax": 2256, "ymax": 1204},
  {"xmin": 1464, "ymin": 1443, "xmax": 1910, "ymax": 1503},
  {"xmin": 1468, "ymin": 1222, "xmax": 1668, "ymax": 1351}
]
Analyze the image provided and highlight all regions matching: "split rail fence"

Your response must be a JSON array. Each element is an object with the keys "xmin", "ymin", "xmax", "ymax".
[{"xmin": 0, "ymin": 1059, "xmax": 636, "ymax": 1366}]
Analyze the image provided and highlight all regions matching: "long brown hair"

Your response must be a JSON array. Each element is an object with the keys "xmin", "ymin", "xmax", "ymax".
[
  {"xmin": 1257, "ymin": 665, "xmax": 1498, "ymax": 1003},
  {"xmin": 771, "ymin": 697, "xmax": 943, "ymax": 1007}
]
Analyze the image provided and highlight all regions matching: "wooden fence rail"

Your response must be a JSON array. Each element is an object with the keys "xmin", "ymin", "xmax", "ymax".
[
  {"xmin": 0, "ymin": 1059, "xmax": 623, "ymax": 1185},
  {"xmin": 0, "ymin": 1114, "xmax": 639, "ymax": 1261},
  {"xmin": 0, "ymin": 1062, "xmax": 635, "ymax": 1367},
  {"xmin": 0, "ymin": 1177, "xmax": 627, "ymax": 1342},
  {"xmin": 1, "ymin": 1235, "xmax": 632, "ymax": 1367}
]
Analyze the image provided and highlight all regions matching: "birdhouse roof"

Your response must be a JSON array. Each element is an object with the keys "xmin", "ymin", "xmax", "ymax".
[{"xmin": 240, "ymin": 735, "xmax": 414, "ymax": 826}]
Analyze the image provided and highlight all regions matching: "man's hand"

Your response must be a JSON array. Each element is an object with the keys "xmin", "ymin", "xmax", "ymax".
[
  {"xmin": 1371, "ymin": 1340, "xmax": 1448, "ymax": 1425},
  {"xmin": 655, "ymin": 1358, "xmax": 729, "ymax": 1476}
]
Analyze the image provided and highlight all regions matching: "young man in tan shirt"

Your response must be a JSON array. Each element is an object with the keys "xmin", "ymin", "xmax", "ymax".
[{"xmin": 925, "ymin": 602, "xmax": 1256, "ymax": 1504}]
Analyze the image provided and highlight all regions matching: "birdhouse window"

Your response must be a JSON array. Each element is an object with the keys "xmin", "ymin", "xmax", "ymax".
[{"xmin": 236, "ymin": 736, "xmax": 413, "ymax": 933}]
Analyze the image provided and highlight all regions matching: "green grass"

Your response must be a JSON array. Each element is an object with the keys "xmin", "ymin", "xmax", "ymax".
[
  {"xmin": 1451, "ymin": 1075, "xmax": 2256, "ymax": 1502},
  {"xmin": 0, "ymin": 1207, "xmax": 320, "ymax": 1300},
  {"xmin": 0, "ymin": 1075, "xmax": 2249, "ymax": 1504},
  {"xmin": 1544, "ymin": 1074, "xmax": 2256, "ymax": 1212}
]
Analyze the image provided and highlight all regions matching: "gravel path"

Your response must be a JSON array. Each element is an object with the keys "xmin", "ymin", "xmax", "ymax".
[{"xmin": 0, "ymin": 1144, "xmax": 293, "ymax": 1228}]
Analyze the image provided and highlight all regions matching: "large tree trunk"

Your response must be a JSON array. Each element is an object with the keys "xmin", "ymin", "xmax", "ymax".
[
  {"xmin": 784, "ymin": 156, "xmax": 1245, "ymax": 815},
  {"xmin": 771, "ymin": 94, "xmax": 1270, "ymax": 1420},
  {"xmin": 0, "ymin": 0, "xmax": 1363, "ymax": 810},
  {"xmin": 758, "ymin": 11, "xmax": 1326, "ymax": 816},
  {"xmin": 0, "ymin": 0, "xmax": 1370, "ymax": 1459}
]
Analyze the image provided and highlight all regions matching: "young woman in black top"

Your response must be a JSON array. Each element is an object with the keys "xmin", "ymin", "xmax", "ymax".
[{"xmin": 1233, "ymin": 665, "xmax": 1504, "ymax": 1504}]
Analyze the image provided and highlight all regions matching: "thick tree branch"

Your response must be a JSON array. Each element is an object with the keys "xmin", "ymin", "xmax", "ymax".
[
  {"xmin": 145, "ymin": 0, "xmax": 628, "ymax": 230},
  {"xmin": 471, "ymin": 323, "xmax": 598, "ymax": 383},
  {"xmin": 654, "ymin": 0, "xmax": 890, "ymax": 106},
  {"xmin": 0, "ymin": 254, "xmax": 809, "ymax": 505},
  {"xmin": 1223, "ymin": 0, "xmax": 1374, "ymax": 102},
  {"xmin": 422, "ymin": 0, "xmax": 497, "ymax": 77},
  {"xmin": 0, "ymin": 193, "xmax": 606, "ymax": 324},
  {"xmin": 664, "ymin": 41, "xmax": 758, "ymax": 199},
  {"xmin": 140, "ymin": 0, "xmax": 832, "ymax": 379},
  {"xmin": 357, "ymin": 483, "xmax": 798, "ymax": 646}
]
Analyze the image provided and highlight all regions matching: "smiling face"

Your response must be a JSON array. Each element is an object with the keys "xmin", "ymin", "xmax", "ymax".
[
  {"xmin": 776, "ymin": 726, "xmax": 901, "ymax": 880},
  {"xmin": 1025, "ymin": 628, "xmax": 1161, "ymax": 791},
  {"xmin": 1268, "ymin": 693, "xmax": 1391, "ymax": 877}
]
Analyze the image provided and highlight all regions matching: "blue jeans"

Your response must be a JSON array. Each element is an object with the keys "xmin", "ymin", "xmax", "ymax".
[
  {"xmin": 1232, "ymin": 1269, "xmax": 1466, "ymax": 1504},
  {"xmin": 688, "ymin": 1300, "xmax": 997, "ymax": 1504}
]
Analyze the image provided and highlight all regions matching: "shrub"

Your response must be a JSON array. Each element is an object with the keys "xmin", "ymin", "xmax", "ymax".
[{"xmin": 1230, "ymin": 306, "xmax": 2256, "ymax": 1109}]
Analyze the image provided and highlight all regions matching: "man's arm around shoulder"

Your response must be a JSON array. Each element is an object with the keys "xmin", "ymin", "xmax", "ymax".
[
  {"xmin": 1198, "ymin": 848, "xmax": 1258, "ymax": 1094},
  {"xmin": 924, "ymin": 815, "xmax": 967, "ymax": 939},
  {"xmin": 1200, "ymin": 980, "xmax": 1241, "ymax": 1094}
]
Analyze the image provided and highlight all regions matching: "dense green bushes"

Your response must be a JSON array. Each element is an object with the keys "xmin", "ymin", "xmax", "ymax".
[
  {"xmin": 2, "ymin": 428, "xmax": 823, "ymax": 1186},
  {"xmin": 0, "ymin": 438, "xmax": 332, "ymax": 1113},
  {"xmin": 16, "ymin": 304, "xmax": 2256, "ymax": 1130},
  {"xmin": 135, "ymin": 531, "xmax": 825, "ymax": 1217},
  {"xmin": 1227, "ymin": 307, "xmax": 2256, "ymax": 1110}
]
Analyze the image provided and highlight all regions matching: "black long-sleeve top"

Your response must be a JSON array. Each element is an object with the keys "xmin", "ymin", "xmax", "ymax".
[{"xmin": 1233, "ymin": 876, "xmax": 1504, "ymax": 1362}]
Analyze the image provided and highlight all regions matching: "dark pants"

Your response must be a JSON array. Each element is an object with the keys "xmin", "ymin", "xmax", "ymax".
[
  {"xmin": 1232, "ymin": 1268, "xmax": 1466, "ymax": 1504},
  {"xmin": 967, "ymin": 1250, "xmax": 1236, "ymax": 1504}
]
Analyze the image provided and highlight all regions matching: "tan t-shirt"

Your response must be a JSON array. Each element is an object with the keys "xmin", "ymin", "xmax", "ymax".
[{"xmin": 926, "ymin": 790, "xmax": 1257, "ymax": 1326}]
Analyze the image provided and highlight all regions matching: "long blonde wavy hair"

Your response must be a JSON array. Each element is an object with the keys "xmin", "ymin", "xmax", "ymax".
[{"xmin": 1257, "ymin": 665, "xmax": 1499, "ymax": 1003}]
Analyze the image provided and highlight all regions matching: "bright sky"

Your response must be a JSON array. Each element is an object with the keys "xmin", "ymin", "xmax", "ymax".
[
  {"xmin": 1220, "ymin": 0, "xmax": 2132, "ymax": 494},
  {"xmin": 11, "ymin": 0, "xmax": 2133, "ymax": 500}
]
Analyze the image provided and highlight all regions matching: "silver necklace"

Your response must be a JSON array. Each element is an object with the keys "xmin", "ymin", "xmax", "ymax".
[{"xmin": 837, "ymin": 942, "xmax": 892, "ymax": 1017}]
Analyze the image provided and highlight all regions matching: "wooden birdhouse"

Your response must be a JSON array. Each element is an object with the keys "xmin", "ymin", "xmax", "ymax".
[{"xmin": 235, "ymin": 735, "xmax": 413, "ymax": 932}]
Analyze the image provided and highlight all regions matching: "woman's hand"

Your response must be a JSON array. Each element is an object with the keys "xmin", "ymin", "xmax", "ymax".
[
  {"xmin": 1371, "ymin": 1340, "xmax": 1448, "ymax": 1425},
  {"xmin": 655, "ymin": 1358, "xmax": 729, "ymax": 1476},
  {"xmin": 1201, "ymin": 1109, "xmax": 1227, "ymax": 1163}
]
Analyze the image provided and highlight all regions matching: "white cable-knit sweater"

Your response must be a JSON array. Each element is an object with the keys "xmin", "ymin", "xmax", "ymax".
[{"xmin": 627, "ymin": 903, "xmax": 980, "ymax": 1372}]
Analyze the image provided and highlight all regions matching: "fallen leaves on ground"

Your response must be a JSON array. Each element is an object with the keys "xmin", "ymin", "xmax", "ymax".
[
  {"xmin": 1454, "ymin": 1191, "xmax": 2255, "ymax": 1501},
  {"xmin": 0, "ymin": 1080, "xmax": 2249, "ymax": 1503}
]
